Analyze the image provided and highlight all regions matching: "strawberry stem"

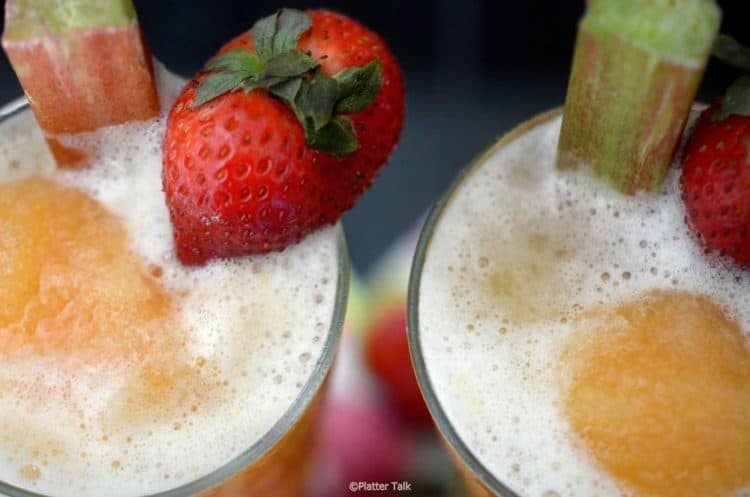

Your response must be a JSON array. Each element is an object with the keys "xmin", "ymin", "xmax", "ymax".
[
  {"xmin": 558, "ymin": 0, "xmax": 721, "ymax": 194},
  {"xmin": 194, "ymin": 9, "xmax": 383, "ymax": 160},
  {"xmin": 2, "ymin": 0, "xmax": 159, "ymax": 167}
]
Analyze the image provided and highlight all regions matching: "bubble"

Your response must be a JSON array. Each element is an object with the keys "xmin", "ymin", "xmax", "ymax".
[{"xmin": 20, "ymin": 464, "xmax": 41, "ymax": 481}]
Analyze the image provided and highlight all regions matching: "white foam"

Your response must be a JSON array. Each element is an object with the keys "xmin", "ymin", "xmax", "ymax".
[
  {"xmin": 418, "ymin": 115, "xmax": 750, "ymax": 497},
  {"xmin": 0, "ymin": 64, "xmax": 339, "ymax": 496}
]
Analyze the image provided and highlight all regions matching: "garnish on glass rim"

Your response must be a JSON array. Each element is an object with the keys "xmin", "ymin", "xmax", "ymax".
[
  {"xmin": 162, "ymin": 9, "xmax": 404, "ymax": 265},
  {"xmin": 680, "ymin": 34, "xmax": 750, "ymax": 267},
  {"xmin": 2, "ymin": 0, "xmax": 160, "ymax": 168},
  {"xmin": 558, "ymin": 0, "xmax": 721, "ymax": 194}
]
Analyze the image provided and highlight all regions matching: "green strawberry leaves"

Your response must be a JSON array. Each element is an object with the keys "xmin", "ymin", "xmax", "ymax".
[
  {"xmin": 712, "ymin": 35, "xmax": 750, "ymax": 121},
  {"xmin": 195, "ymin": 72, "xmax": 253, "ymax": 107},
  {"xmin": 254, "ymin": 8, "xmax": 311, "ymax": 60},
  {"xmin": 714, "ymin": 76, "xmax": 750, "ymax": 121},
  {"xmin": 298, "ymin": 71, "xmax": 339, "ymax": 131},
  {"xmin": 268, "ymin": 78, "xmax": 302, "ymax": 107},
  {"xmin": 204, "ymin": 48, "xmax": 262, "ymax": 73},
  {"xmin": 308, "ymin": 117, "xmax": 359, "ymax": 159},
  {"xmin": 713, "ymin": 35, "xmax": 750, "ymax": 73},
  {"xmin": 263, "ymin": 50, "xmax": 318, "ymax": 77},
  {"xmin": 193, "ymin": 8, "xmax": 383, "ymax": 159},
  {"xmin": 335, "ymin": 61, "xmax": 383, "ymax": 114}
]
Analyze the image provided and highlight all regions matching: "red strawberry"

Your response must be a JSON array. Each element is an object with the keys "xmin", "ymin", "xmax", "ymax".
[
  {"xmin": 163, "ymin": 9, "xmax": 404, "ymax": 265},
  {"xmin": 680, "ymin": 102, "xmax": 750, "ymax": 266},
  {"xmin": 680, "ymin": 35, "xmax": 750, "ymax": 267},
  {"xmin": 364, "ymin": 304, "xmax": 432, "ymax": 427}
]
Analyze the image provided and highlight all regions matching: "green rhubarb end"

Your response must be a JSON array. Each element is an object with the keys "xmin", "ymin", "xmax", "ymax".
[
  {"xmin": 558, "ymin": 0, "xmax": 721, "ymax": 194},
  {"xmin": 583, "ymin": 0, "xmax": 720, "ymax": 65},
  {"xmin": 4, "ymin": 0, "xmax": 136, "ymax": 41}
]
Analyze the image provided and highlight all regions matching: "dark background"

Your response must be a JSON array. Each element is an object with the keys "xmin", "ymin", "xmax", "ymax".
[{"xmin": 1, "ymin": 1, "xmax": 748, "ymax": 272}]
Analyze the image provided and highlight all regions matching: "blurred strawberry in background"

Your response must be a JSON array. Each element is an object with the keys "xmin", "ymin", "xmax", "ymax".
[
  {"xmin": 308, "ymin": 331, "xmax": 410, "ymax": 496},
  {"xmin": 307, "ymin": 277, "xmax": 411, "ymax": 497},
  {"xmin": 363, "ymin": 217, "xmax": 432, "ymax": 427},
  {"xmin": 364, "ymin": 303, "xmax": 432, "ymax": 426},
  {"xmin": 307, "ymin": 220, "xmax": 458, "ymax": 497},
  {"xmin": 316, "ymin": 385, "xmax": 410, "ymax": 488}
]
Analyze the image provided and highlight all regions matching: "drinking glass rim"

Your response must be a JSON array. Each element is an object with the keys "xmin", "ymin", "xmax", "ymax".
[
  {"xmin": 0, "ymin": 98, "xmax": 351, "ymax": 497},
  {"xmin": 406, "ymin": 108, "xmax": 563, "ymax": 497}
]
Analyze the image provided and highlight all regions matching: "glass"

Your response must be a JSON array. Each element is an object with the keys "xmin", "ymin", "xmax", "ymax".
[
  {"xmin": 0, "ymin": 99, "xmax": 350, "ymax": 497},
  {"xmin": 407, "ymin": 110, "xmax": 560, "ymax": 497}
]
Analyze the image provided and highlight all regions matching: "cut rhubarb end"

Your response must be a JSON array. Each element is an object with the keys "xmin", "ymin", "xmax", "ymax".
[
  {"xmin": 558, "ymin": 0, "xmax": 721, "ymax": 195},
  {"xmin": 2, "ymin": 0, "xmax": 159, "ymax": 166},
  {"xmin": 46, "ymin": 138, "xmax": 89, "ymax": 169}
]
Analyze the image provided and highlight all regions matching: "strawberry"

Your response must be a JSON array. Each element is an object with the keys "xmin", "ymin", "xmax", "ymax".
[
  {"xmin": 364, "ymin": 304, "xmax": 432, "ymax": 427},
  {"xmin": 680, "ymin": 35, "xmax": 750, "ymax": 267},
  {"xmin": 162, "ymin": 9, "xmax": 404, "ymax": 265}
]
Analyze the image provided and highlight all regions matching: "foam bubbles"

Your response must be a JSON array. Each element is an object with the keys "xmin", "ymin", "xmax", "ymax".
[
  {"xmin": 0, "ymin": 65, "xmax": 338, "ymax": 496},
  {"xmin": 418, "ymin": 116, "xmax": 750, "ymax": 496}
]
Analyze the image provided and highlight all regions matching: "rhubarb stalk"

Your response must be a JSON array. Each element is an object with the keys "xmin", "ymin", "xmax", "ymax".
[
  {"xmin": 557, "ymin": 0, "xmax": 721, "ymax": 194},
  {"xmin": 2, "ymin": 0, "xmax": 160, "ymax": 167}
]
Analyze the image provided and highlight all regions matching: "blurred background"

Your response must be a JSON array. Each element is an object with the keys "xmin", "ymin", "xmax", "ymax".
[
  {"xmin": 1, "ymin": 2, "xmax": 749, "ymax": 496},
  {"xmin": 0, "ymin": 0, "xmax": 748, "ymax": 271}
]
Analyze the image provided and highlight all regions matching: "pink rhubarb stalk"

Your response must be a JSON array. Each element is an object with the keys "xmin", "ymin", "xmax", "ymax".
[{"xmin": 2, "ymin": 0, "xmax": 160, "ymax": 167}]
